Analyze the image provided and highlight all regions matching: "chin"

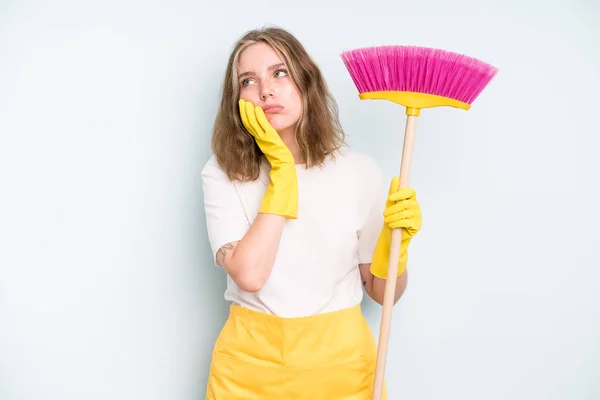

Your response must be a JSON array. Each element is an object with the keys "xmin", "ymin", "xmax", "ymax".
[{"xmin": 266, "ymin": 114, "xmax": 296, "ymax": 133}]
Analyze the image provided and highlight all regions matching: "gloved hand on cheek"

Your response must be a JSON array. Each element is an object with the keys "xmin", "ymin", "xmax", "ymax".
[{"xmin": 239, "ymin": 98, "xmax": 298, "ymax": 219}]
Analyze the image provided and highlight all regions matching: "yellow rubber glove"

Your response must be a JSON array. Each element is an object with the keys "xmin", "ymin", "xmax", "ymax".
[
  {"xmin": 370, "ymin": 177, "xmax": 422, "ymax": 279},
  {"xmin": 239, "ymin": 98, "xmax": 298, "ymax": 219}
]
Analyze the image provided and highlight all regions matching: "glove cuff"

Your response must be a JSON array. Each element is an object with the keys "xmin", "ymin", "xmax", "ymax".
[
  {"xmin": 259, "ymin": 168, "xmax": 298, "ymax": 219},
  {"xmin": 369, "ymin": 229, "xmax": 410, "ymax": 279}
]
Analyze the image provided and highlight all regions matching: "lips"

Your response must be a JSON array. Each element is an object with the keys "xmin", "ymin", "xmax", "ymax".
[{"xmin": 262, "ymin": 104, "xmax": 284, "ymax": 114}]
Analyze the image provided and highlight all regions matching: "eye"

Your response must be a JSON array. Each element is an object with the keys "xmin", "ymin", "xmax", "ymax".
[
  {"xmin": 241, "ymin": 78, "xmax": 255, "ymax": 87},
  {"xmin": 274, "ymin": 69, "xmax": 288, "ymax": 78}
]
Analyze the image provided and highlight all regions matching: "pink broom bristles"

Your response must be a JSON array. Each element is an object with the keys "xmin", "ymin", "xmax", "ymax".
[{"xmin": 340, "ymin": 45, "xmax": 498, "ymax": 105}]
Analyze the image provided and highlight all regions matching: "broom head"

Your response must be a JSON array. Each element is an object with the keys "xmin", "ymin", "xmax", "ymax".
[{"xmin": 340, "ymin": 45, "xmax": 498, "ymax": 116}]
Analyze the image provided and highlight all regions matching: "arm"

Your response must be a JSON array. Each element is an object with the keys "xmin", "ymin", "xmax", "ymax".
[
  {"xmin": 359, "ymin": 176, "xmax": 421, "ymax": 305},
  {"xmin": 213, "ymin": 99, "xmax": 297, "ymax": 292},
  {"xmin": 216, "ymin": 213, "xmax": 285, "ymax": 292},
  {"xmin": 359, "ymin": 263, "xmax": 408, "ymax": 305}
]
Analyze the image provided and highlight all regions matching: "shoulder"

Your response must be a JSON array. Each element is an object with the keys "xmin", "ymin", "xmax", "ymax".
[
  {"xmin": 201, "ymin": 155, "xmax": 269, "ymax": 194},
  {"xmin": 333, "ymin": 146, "xmax": 382, "ymax": 180},
  {"xmin": 200, "ymin": 155, "xmax": 237, "ymax": 198},
  {"xmin": 201, "ymin": 155, "xmax": 241, "ymax": 187},
  {"xmin": 201, "ymin": 155, "xmax": 225, "ymax": 179}
]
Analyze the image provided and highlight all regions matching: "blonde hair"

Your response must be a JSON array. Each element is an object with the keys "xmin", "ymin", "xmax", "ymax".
[{"xmin": 211, "ymin": 26, "xmax": 346, "ymax": 182}]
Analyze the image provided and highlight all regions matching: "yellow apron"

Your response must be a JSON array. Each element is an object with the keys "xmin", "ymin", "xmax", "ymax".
[{"xmin": 206, "ymin": 304, "xmax": 388, "ymax": 399}]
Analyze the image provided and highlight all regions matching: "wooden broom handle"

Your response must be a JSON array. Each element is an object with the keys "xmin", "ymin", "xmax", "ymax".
[{"xmin": 372, "ymin": 114, "xmax": 418, "ymax": 400}]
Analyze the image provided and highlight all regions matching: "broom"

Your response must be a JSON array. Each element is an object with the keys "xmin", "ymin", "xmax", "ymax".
[{"xmin": 340, "ymin": 45, "xmax": 498, "ymax": 400}]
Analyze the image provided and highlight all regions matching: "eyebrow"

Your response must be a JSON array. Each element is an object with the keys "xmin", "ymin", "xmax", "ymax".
[{"xmin": 238, "ymin": 63, "xmax": 286, "ymax": 79}]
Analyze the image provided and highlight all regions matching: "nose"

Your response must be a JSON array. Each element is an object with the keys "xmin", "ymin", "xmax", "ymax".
[{"xmin": 260, "ymin": 83, "xmax": 274, "ymax": 100}]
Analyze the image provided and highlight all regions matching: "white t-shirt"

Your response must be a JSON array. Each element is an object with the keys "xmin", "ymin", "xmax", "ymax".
[{"xmin": 201, "ymin": 147, "xmax": 386, "ymax": 318}]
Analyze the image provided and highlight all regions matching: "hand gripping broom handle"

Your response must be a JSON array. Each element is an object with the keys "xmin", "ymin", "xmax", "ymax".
[{"xmin": 372, "ymin": 113, "xmax": 418, "ymax": 400}]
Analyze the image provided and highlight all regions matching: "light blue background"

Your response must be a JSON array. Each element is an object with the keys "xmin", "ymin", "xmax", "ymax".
[{"xmin": 1, "ymin": 0, "xmax": 599, "ymax": 399}]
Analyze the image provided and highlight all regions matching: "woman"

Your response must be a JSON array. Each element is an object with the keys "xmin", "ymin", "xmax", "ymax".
[{"xmin": 201, "ymin": 26, "xmax": 422, "ymax": 399}]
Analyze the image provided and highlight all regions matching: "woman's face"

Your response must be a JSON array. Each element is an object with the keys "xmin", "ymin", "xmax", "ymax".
[{"xmin": 237, "ymin": 42, "xmax": 302, "ymax": 136}]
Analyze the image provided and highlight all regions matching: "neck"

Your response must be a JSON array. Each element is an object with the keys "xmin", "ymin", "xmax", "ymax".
[{"xmin": 279, "ymin": 128, "xmax": 302, "ymax": 165}]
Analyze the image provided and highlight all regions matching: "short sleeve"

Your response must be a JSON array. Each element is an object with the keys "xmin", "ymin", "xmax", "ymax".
[
  {"xmin": 357, "ymin": 155, "xmax": 386, "ymax": 264},
  {"xmin": 201, "ymin": 156, "xmax": 250, "ymax": 266}
]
